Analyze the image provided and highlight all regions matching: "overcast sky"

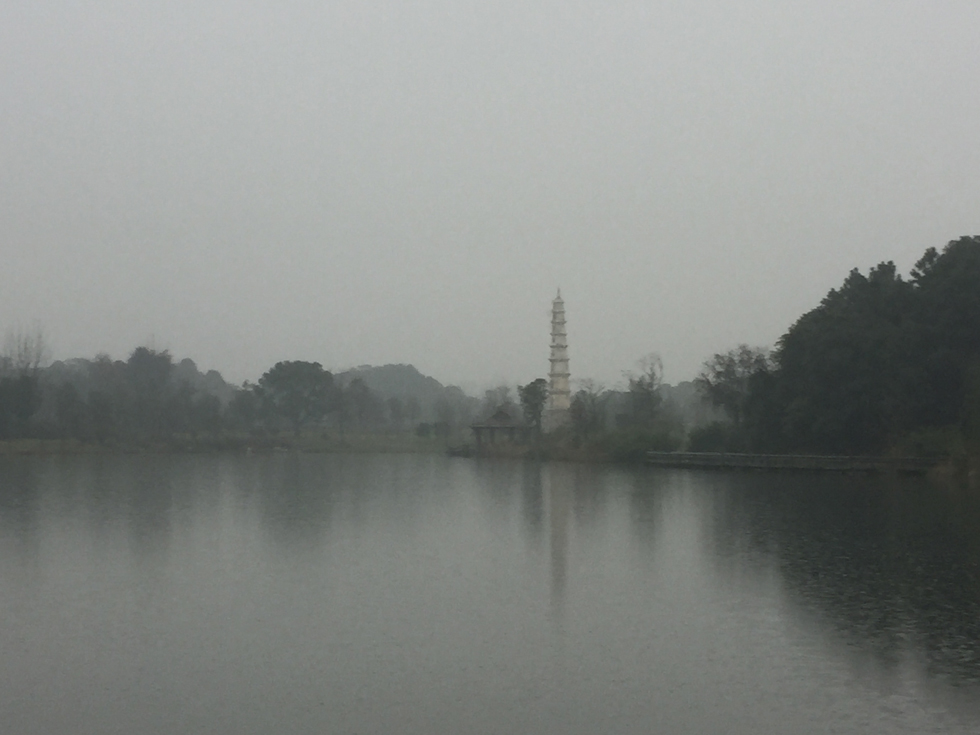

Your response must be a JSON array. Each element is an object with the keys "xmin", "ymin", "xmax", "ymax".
[{"xmin": 2, "ymin": 1, "xmax": 978, "ymax": 390}]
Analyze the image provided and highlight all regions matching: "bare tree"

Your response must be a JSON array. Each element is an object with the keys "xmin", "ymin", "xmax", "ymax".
[
  {"xmin": 624, "ymin": 353, "xmax": 663, "ymax": 427},
  {"xmin": 0, "ymin": 324, "xmax": 49, "ymax": 436},
  {"xmin": 570, "ymin": 379, "xmax": 608, "ymax": 437},
  {"xmin": 1, "ymin": 324, "xmax": 49, "ymax": 377}
]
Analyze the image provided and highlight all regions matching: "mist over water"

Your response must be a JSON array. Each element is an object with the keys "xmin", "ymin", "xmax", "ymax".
[{"xmin": 1, "ymin": 454, "xmax": 978, "ymax": 734}]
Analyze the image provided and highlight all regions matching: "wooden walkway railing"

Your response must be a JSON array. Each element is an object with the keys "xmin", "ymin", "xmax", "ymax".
[{"xmin": 644, "ymin": 451, "xmax": 937, "ymax": 474}]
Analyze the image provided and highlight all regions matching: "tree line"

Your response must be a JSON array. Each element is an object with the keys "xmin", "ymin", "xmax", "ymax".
[
  {"xmin": 505, "ymin": 236, "xmax": 979, "ymax": 460},
  {"xmin": 506, "ymin": 353, "xmax": 691, "ymax": 460},
  {"xmin": 0, "ymin": 344, "xmax": 473, "ymax": 445},
  {"xmin": 693, "ymin": 236, "xmax": 980, "ymax": 455},
  {"xmin": 7, "ymin": 235, "xmax": 975, "ymax": 457}
]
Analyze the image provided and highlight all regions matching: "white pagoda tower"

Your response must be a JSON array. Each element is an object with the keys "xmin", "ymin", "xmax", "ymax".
[{"xmin": 544, "ymin": 289, "xmax": 571, "ymax": 431}]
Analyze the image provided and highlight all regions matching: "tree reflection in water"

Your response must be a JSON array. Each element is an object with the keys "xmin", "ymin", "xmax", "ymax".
[{"xmin": 702, "ymin": 471, "xmax": 980, "ymax": 685}]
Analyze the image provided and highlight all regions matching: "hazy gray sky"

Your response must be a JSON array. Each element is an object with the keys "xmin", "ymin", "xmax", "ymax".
[{"xmin": 2, "ymin": 1, "xmax": 979, "ymax": 390}]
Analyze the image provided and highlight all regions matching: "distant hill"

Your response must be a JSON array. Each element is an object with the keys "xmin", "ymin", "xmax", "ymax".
[
  {"xmin": 337, "ymin": 363, "xmax": 444, "ymax": 400},
  {"xmin": 336, "ymin": 364, "xmax": 477, "ymax": 424}
]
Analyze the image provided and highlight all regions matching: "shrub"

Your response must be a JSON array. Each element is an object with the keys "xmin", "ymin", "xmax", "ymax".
[
  {"xmin": 599, "ymin": 427, "xmax": 682, "ymax": 462},
  {"xmin": 687, "ymin": 422, "xmax": 738, "ymax": 452}
]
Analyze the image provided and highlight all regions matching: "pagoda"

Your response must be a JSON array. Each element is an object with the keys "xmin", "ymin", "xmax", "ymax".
[{"xmin": 544, "ymin": 289, "xmax": 571, "ymax": 431}]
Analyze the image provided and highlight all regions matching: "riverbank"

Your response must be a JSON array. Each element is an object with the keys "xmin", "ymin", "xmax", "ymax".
[
  {"xmin": 0, "ymin": 436, "xmax": 613, "ymax": 463},
  {"xmin": 0, "ymin": 432, "xmax": 452, "ymax": 456},
  {"xmin": 645, "ymin": 451, "xmax": 937, "ymax": 474},
  {"xmin": 450, "ymin": 443, "xmax": 614, "ymax": 463},
  {"xmin": 3, "ymin": 436, "xmax": 977, "ymax": 489}
]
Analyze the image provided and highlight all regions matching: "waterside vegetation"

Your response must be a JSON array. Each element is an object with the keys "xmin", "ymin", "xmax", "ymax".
[
  {"xmin": 481, "ymin": 237, "xmax": 980, "ymax": 479},
  {"xmin": 1, "ymin": 237, "xmax": 978, "ymax": 479},
  {"xmin": 0, "ymin": 348, "xmax": 478, "ymax": 455},
  {"xmin": 691, "ymin": 237, "xmax": 980, "ymax": 477}
]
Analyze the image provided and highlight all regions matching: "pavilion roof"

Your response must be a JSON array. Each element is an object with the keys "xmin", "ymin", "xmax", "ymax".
[{"xmin": 471, "ymin": 407, "xmax": 523, "ymax": 428}]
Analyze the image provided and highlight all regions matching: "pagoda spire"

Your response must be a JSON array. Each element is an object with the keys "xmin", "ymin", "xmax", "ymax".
[{"xmin": 544, "ymin": 289, "xmax": 571, "ymax": 430}]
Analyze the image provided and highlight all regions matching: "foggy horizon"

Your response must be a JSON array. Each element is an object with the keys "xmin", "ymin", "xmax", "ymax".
[{"xmin": 3, "ymin": 1, "xmax": 979, "ymax": 391}]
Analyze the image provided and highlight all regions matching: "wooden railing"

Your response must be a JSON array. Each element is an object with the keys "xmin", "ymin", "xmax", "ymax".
[{"xmin": 644, "ymin": 451, "xmax": 937, "ymax": 474}]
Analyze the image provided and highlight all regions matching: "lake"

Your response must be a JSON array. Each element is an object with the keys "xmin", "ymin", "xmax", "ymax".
[{"xmin": 1, "ymin": 454, "xmax": 979, "ymax": 734}]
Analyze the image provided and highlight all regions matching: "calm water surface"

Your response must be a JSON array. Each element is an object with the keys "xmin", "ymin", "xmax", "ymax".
[{"xmin": 1, "ymin": 454, "xmax": 979, "ymax": 734}]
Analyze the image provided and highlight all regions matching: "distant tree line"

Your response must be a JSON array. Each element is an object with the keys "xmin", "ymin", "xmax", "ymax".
[
  {"xmin": 9, "ymin": 236, "xmax": 975, "ymax": 458},
  {"xmin": 500, "ymin": 236, "xmax": 979, "ymax": 461},
  {"xmin": 692, "ymin": 236, "xmax": 980, "ymax": 455},
  {"xmin": 0, "ymin": 342, "xmax": 477, "ymax": 445},
  {"xmin": 503, "ymin": 353, "xmax": 691, "ymax": 460},
  {"xmin": 0, "ymin": 346, "xmax": 224, "ymax": 443},
  {"xmin": 231, "ymin": 361, "xmax": 456, "ymax": 438}
]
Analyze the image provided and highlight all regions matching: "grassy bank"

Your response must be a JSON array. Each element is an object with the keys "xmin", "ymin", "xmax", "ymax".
[
  {"xmin": 0, "ymin": 431, "xmax": 453, "ymax": 456},
  {"xmin": 453, "ymin": 427, "xmax": 683, "ymax": 464},
  {"xmin": 6, "ymin": 432, "xmax": 975, "ymax": 485}
]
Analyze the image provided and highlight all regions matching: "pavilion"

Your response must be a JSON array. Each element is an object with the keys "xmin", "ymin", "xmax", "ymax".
[{"xmin": 470, "ymin": 407, "xmax": 527, "ymax": 448}]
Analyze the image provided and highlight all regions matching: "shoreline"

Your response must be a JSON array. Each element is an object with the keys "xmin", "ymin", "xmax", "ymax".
[
  {"xmin": 2, "ymin": 438, "xmax": 976, "ymax": 487},
  {"xmin": 0, "ymin": 434, "xmax": 452, "ymax": 457}
]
